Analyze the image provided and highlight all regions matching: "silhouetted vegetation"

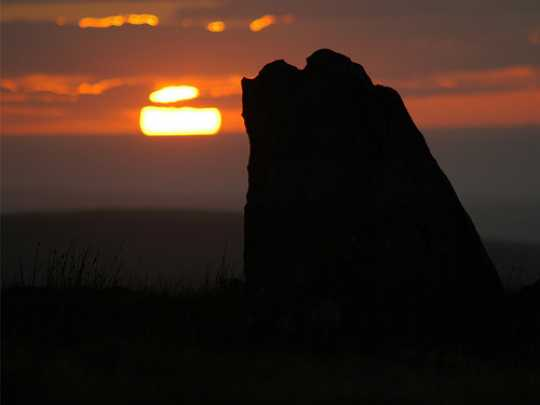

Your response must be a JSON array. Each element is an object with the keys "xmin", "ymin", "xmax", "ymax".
[{"xmin": 3, "ymin": 249, "xmax": 540, "ymax": 404}]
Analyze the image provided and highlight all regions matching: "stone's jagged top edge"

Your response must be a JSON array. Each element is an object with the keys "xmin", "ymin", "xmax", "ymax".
[
  {"xmin": 242, "ymin": 59, "xmax": 300, "ymax": 85},
  {"xmin": 244, "ymin": 49, "xmax": 373, "ymax": 87},
  {"xmin": 306, "ymin": 48, "xmax": 373, "ymax": 86},
  {"xmin": 306, "ymin": 48, "xmax": 352, "ymax": 68},
  {"xmin": 241, "ymin": 60, "xmax": 300, "ymax": 121},
  {"xmin": 259, "ymin": 59, "xmax": 300, "ymax": 78}
]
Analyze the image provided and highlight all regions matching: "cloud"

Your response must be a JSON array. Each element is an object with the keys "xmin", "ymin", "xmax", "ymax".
[
  {"xmin": 0, "ymin": 105, "xmax": 65, "ymax": 118},
  {"xmin": 1, "ymin": 1, "xmax": 223, "ymax": 25},
  {"xmin": 405, "ymin": 88, "xmax": 540, "ymax": 128},
  {"xmin": 6, "ymin": 1, "xmax": 538, "ymax": 27},
  {"xmin": 78, "ymin": 14, "xmax": 159, "ymax": 28},
  {"xmin": 3, "ymin": 83, "xmax": 539, "ymax": 135},
  {"xmin": 1, "ymin": 75, "xmax": 85, "ymax": 96},
  {"xmin": 1, "ymin": 74, "xmax": 135, "ymax": 97},
  {"xmin": 78, "ymin": 78, "xmax": 132, "ymax": 95},
  {"xmin": 4, "ymin": 11, "xmax": 538, "ymax": 81},
  {"xmin": 244, "ymin": 14, "xmax": 293, "ymax": 32},
  {"xmin": 387, "ymin": 66, "xmax": 540, "ymax": 97},
  {"xmin": 0, "ymin": 72, "xmax": 245, "ymax": 134},
  {"xmin": 529, "ymin": 28, "xmax": 540, "ymax": 45},
  {"xmin": 2, "ymin": 1, "xmax": 539, "ymax": 135},
  {"xmin": 1, "ymin": 72, "xmax": 243, "ymax": 100}
]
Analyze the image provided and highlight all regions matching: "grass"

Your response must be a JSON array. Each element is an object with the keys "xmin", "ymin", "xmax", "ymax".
[
  {"xmin": 2, "ymin": 247, "xmax": 540, "ymax": 404},
  {"xmin": 12, "ymin": 243, "xmax": 124, "ymax": 290}
]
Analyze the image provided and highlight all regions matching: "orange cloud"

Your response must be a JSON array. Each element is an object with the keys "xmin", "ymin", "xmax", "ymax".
[
  {"xmin": 2, "ymin": 74, "xmax": 242, "ymax": 104},
  {"xmin": 1, "ymin": 108, "xmax": 139, "ymax": 135},
  {"xmin": 78, "ymin": 79, "xmax": 127, "ymax": 95},
  {"xmin": 204, "ymin": 76, "xmax": 242, "ymax": 98},
  {"xmin": 0, "ymin": 106, "xmax": 66, "ymax": 118},
  {"xmin": 216, "ymin": 87, "xmax": 540, "ymax": 132},
  {"xmin": 1, "ymin": 74, "xmax": 245, "ymax": 135},
  {"xmin": 79, "ymin": 14, "xmax": 159, "ymax": 29},
  {"xmin": 529, "ymin": 28, "xmax": 540, "ymax": 45},
  {"xmin": 405, "ymin": 88, "xmax": 540, "ymax": 128},
  {"xmin": 0, "ymin": 92, "xmax": 76, "ymax": 104},
  {"xmin": 248, "ymin": 14, "xmax": 295, "ymax": 32},
  {"xmin": 207, "ymin": 21, "xmax": 226, "ymax": 33},
  {"xmin": 1, "ymin": 75, "xmax": 83, "ymax": 96},
  {"xmin": 0, "ymin": 92, "xmax": 29, "ymax": 103},
  {"xmin": 1, "ymin": 2, "xmax": 219, "ymax": 25},
  {"xmin": 390, "ymin": 66, "xmax": 540, "ymax": 95},
  {"xmin": 127, "ymin": 14, "xmax": 159, "ymax": 26},
  {"xmin": 55, "ymin": 16, "xmax": 67, "ymax": 27},
  {"xmin": 2, "ymin": 75, "xmax": 133, "ymax": 97},
  {"xmin": 281, "ymin": 14, "xmax": 296, "ymax": 25},
  {"xmin": 5, "ymin": 69, "xmax": 537, "ymax": 136},
  {"xmin": 3, "ymin": 86, "xmax": 539, "ymax": 136},
  {"xmin": 79, "ymin": 15, "xmax": 125, "ymax": 28},
  {"xmin": 249, "ymin": 15, "xmax": 276, "ymax": 32}
]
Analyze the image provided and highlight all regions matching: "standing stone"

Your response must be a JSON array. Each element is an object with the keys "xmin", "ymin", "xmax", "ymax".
[{"xmin": 241, "ymin": 49, "xmax": 503, "ymax": 336}]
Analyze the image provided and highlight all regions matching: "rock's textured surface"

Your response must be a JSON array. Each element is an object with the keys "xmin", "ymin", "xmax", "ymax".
[{"xmin": 242, "ymin": 49, "xmax": 503, "ymax": 334}]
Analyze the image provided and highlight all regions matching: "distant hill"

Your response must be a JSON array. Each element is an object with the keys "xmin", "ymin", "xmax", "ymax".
[
  {"xmin": 2, "ymin": 130, "xmax": 540, "ymax": 245},
  {"xmin": 485, "ymin": 239, "xmax": 540, "ymax": 291},
  {"xmin": 1, "ymin": 210, "xmax": 243, "ymax": 287},
  {"xmin": 2, "ymin": 209, "xmax": 539, "ymax": 290}
]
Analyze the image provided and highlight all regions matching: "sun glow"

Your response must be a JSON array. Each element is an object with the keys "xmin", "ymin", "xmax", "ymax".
[
  {"xmin": 140, "ymin": 106, "xmax": 222, "ymax": 136},
  {"xmin": 149, "ymin": 85, "xmax": 200, "ymax": 103}
]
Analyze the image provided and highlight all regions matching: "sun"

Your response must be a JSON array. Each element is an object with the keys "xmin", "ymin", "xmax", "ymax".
[
  {"xmin": 140, "ymin": 85, "xmax": 222, "ymax": 136},
  {"xmin": 140, "ymin": 106, "xmax": 222, "ymax": 136},
  {"xmin": 149, "ymin": 86, "xmax": 199, "ymax": 103}
]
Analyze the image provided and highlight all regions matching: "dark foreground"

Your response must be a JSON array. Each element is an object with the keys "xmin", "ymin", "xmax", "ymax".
[{"xmin": 3, "ymin": 277, "xmax": 540, "ymax": 405}]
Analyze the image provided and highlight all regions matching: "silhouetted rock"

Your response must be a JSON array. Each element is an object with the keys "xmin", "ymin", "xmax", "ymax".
[
  {"xmin": 507, "ymin": 278, "xmax": 540, "ymax": 344},
  {"xmin": 241, "ymin": 49, "xmax": 503, "ymax": 338}
]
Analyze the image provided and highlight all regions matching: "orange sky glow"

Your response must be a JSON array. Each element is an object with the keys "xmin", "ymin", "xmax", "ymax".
[
  {"xmin": 1, "ymin": 1, "xmax": 539, "ymax": 136},
  {"xmin": 2, "ymin": 71, "xmax": 539, "ymax": 135}
]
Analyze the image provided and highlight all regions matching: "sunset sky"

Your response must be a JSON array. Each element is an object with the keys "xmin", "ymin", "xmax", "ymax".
[
  {"xmin": 2, "ymin": 0, "xmax": 540, "ymax": 135},
  {"xmin": 2, "ymin": 0, "xmax": 540, "ymax": 240}
]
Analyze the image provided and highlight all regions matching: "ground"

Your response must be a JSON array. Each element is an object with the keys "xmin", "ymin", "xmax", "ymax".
[{"xmin": 3, "ymin": 281, "xmax": 540, "ymax": 404}]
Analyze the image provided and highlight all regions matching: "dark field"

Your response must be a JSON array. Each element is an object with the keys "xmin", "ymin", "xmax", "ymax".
[
  {"xmin": 2, "ymin": 210, "xmax": 540, "ymax": 404},
  {"xmin": 3, "ymin": 270, "xmax": 540, "ymax": 404}
]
